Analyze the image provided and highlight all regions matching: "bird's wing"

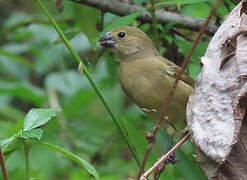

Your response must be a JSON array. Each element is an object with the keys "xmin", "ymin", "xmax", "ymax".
[{"xmin": 159, "ymin": 56, "xmax": 195, "ymax": 87}]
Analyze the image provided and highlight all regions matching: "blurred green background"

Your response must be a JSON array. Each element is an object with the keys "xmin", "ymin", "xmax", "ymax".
[{"xmin": 0, "ymin": 0, "xmax": 236, "ymax": 179}]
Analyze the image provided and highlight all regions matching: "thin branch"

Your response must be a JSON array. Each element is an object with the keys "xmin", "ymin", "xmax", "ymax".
[
  {"xmin": 141, "ymin": 134, "xmax": 190, "ymax": 179},
  {"xmin": 171, "ymin": 28, "xmax": 194, "ymax": 42},
  {"xmin": 69, "ymin": 0, "xmax": 218, "ymax": 35},
  {"xmin": 137, "ymin": 0, "xmax": 221, "ymax": 179},
  {"xmin": 0, "ymin": 147, "xmax": 8, "ymax": 180}
]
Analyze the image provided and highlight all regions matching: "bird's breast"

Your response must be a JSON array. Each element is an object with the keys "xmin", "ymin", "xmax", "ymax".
[
  {"xmin": 119, "ymin": 58, "xmax": 192, "ymax": 123},
  {"xmin": 119, "ymin": 59, "xmax": 166, "ymax": 112}
]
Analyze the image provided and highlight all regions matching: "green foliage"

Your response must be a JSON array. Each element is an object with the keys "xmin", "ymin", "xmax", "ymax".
[
  {"xmin": 176, "ymin": 38, "xmax": 209, "ymax": 78},
  {"xmin": 0, "ymin": 0, "xmax": 234, "ymax": 179},
  {"xmin": 38, "ymin": 141, "xmax": 99, "ymax": 179},
  {"xmin": 122, "ymin": 118, "xmax": 156, "ymax": 167},
  {"xmin": 23, "ymin": 108, "xmax": 61, "ymax": 131},
  {"xmin": 156, "ymin": 0, "xmax": 210, "ymax": 8},
  {"xmin": 0, "ymin": 49, "xmax": 34, "ymax": 68},
  {"xmin": 37, "ymin": 0, "xmax": 139, "ymax": 166},
  {"xmin": 102, "ymin": 10, "xmax": 144, "ymax": 34},
  {"xmin": 19, "ymin": 129, "xmax": 43, "ymax": 140},
  {"xmin": 181, "ymin": 2, "xmax": 211, "ymax": 18},
  {"xmin": 0, "ymin": 80, "xmax": 47, "ymax": 105},
  {"xmin": 1, "ymin": 107, "xmax": 98, "ymax": 179}
]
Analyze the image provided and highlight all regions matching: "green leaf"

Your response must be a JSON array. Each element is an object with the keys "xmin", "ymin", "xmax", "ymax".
[
  {"xmin": 103, "ymin": 10, "xmax": 143, "ymax": 34},
  {"xmin": 53, "ymin": 29, "xmax": 81, "ymax": 45},
  {"xmin": 73, "ymin": 4, "xmax": 100, "ymax": 41},
  {"xmin": 121, "ymin": 118, "xmax": 156, "ymax": 167},
  {"xmin": 181, "ymin": 2, "xmax": 211, "ymax": 18},
  {"xmin": 0, "ymin": 132, "xmax": 21, "ymax": 155},
  {"xmin": 0, "ymin": 49, "xmax": 34, "ymax": 68},
  {"xmin": 0, "ymin": 80, "xmax": 47, "ymax": 105},
  {"xmin": 176, "ymin": 38, "xmax": 208, "ymax": 78},
  {"xmin": 0, "ymin": 128, "xmax": 42, "ymax": 156},
  {"xmin": 164, "ymin": 34, "xmax": 174, "ymax": 44},
  {"xmin": 23, "ymin": 108, "xmax": 61, "ymax": 131},
  {"xmin": 19, "ymin": 129, "xmax": 43, "ymax": 140},
  {"xmin": 38, "ymin": 141, "xmax": 99, "ymax": 179},
  {"xmin": 0, "ymin": 105, "xmax": 25, "ymax": 122},
  {"xmin": 163, "ymin": 22, "xmax": 178, "ymax": 33},
  {"xmin": 176, "ymin": 0, "xmax": 181, "ymax": 10},
  {"xmin": 45, "ymin": 70, "xmax": 88, "ymax": 96},
  {"xmin": 1, "ymin": 136, "xmax": 16, "ymax": 152},
  {"xmin": 155, "ymin": 0, "xmax": 209, "ymax": 8},
  {"xmin": 121, "ymin": 118, "xmax": 176, "ymax": 178},
  {"xmin": 134, "ymin": 0, "xmax": 149, "ymax": 6}
]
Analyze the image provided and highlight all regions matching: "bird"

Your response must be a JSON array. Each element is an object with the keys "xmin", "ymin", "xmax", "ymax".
[{"xmin": 99, "ymin": 26, "xmax": 194, "ymax": 163}]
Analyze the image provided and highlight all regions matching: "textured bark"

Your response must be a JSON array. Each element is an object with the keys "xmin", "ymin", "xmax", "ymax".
[{"xmin": 69, "ymin": 0, "xmax": 218, "ymax": 35}]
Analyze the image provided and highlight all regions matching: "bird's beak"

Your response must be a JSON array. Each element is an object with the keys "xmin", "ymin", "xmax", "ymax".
[{"xmin": 99, "ymin": 32, "xmax": 116, "ymax": 47}]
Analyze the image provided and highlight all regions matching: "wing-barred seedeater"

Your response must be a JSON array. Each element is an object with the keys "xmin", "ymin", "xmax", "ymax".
[{"xmin": 99, "ymin": 26, "xmax": 194, "ymax": 163}]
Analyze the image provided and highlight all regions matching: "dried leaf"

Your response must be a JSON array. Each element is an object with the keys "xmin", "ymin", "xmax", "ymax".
[
  {"xmin": 219, "ymin": 52, "xmax": 235, "ymax": 70},
  {"xmin": 187, "ymin": 1, "xmax": 247, "ymax": 178}
]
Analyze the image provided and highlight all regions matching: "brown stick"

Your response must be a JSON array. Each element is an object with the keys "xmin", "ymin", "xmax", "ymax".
[
  {"xmin": 136, "ymin": 0, "xmax": 221, "ymax": 179},
  {"xmin": 69, "ymin": 0, "xmax": 218, "ymax": 35},
  {"xmin": 141, "ymin": 134, "xmax": 190, "ymax": 179},
  {"xmin": 0, "ymin": 147, "xmax": 8, "ymax": 180}
]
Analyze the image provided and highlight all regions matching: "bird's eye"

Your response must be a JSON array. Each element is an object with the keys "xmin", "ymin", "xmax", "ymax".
[{"xmin": 118, "ymin": 32, "xmax": 126, "ymax": 38}]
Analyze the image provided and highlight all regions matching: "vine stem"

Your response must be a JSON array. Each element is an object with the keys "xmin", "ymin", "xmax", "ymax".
[
  {"xmin": 22, "ymin": 140, "xmax": 30, "ymax": 180},
  {"xmin": 36, "ymin": 0, "xmax": 139, "ymax": 165},
  {"xmin": 0, "ymin": 146, "xmax": 8, "ymax": 180},
  {"xmin": 137, "ymin": 0, "xmax": 221, "ymax": 179}
]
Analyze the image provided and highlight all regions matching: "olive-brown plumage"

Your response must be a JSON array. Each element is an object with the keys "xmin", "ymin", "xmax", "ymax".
[{"xmin": 99, "ymin": 26, "xmax": 194, "ymax": 134}]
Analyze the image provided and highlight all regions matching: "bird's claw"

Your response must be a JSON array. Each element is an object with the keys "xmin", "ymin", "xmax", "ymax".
[{"xmin": 165, "ymin": 152, "xmax": 179, "ymax": 164}]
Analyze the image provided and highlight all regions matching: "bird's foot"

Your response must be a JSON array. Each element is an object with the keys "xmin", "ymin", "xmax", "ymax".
[
  {"xmin": 165, "ymin": 152, "xmax": 179, "ymax": 165},
  {"xmin": 153, "ymin": 152, "xmax": 179, "ymax": 179}
]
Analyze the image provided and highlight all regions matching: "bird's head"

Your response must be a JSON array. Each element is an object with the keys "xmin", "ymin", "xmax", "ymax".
[{"xmin": 99, "ymin": 26, "xmax": 159, "ymax": 60}]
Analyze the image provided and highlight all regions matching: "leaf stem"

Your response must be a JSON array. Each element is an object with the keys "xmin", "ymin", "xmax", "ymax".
[
  {"xmin": 0, "ymin": 146, "xmax": 8, "ymax": 180},
  {"xmin": 22, "ymin": 140, "xmax": 30, "ymax": 180},
  {"xmin": 36, "ymin": 0, "xmax": 139, "ymax": 165},
  {"xmin": 37, "ymin": 141, "xmax": 99, "ymax": 179}
]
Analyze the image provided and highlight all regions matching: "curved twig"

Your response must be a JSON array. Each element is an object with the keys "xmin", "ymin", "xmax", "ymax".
[{"xmin": 141, "ymin": 134, "xmax": 190, "ymax": 179}]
